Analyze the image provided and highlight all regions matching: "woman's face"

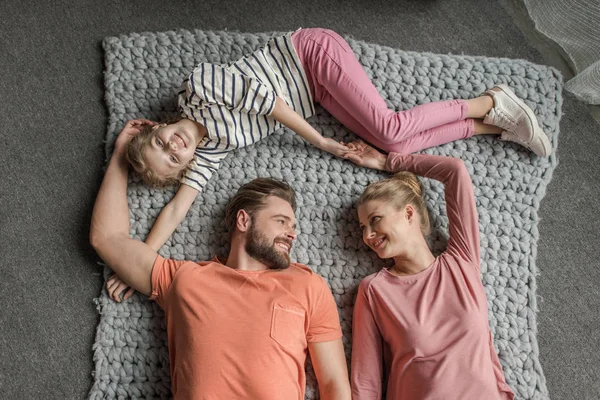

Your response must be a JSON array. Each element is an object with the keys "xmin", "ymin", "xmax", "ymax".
[
  {"xmin": 358, "ymin": 199, "xmax": 413, "ymax": 259},
  {"xmin": 144, "ymin": 120, "xmax": 200, "ymax": 178}
]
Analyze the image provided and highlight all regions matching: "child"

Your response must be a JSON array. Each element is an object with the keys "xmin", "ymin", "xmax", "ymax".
[{"xmin": 123, "ymin": 27, "xmax": 551, "ymax": 257}]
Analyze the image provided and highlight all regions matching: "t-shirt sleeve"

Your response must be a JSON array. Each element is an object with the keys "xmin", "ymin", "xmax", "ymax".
[
  {"xmin": 150, "ymin": 255, "xmax": 187, "ymax": 307},
  {"xmin": 182, "ymin": 63, "xmax": 276, "ymax": 116},
  {"xmin": 181, "ymin": 148, "xmax": 229, "ymax": 192},
  {"xmin": 307, "ymin": 276, "xmax": 343, "ymax": 343}
]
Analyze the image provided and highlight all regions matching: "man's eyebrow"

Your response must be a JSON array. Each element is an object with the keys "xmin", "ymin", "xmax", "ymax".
[{"xmin": 272, "ymin": 214, "xmax": 296, "ymax": 229}]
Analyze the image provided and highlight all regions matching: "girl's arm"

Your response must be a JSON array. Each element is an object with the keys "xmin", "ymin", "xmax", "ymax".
[
  {"xmin": 346, "ymin": 141, "xmax": 480, "ymax": 266},
  {"xmin": 351, "ymin": 280, "xmax": 384, "ymax": 400},
  {"xmin": 270, "ymin": 96, "xmax": 352, "ymax": 157},
  {"xmin": 145, "ymin": 184, "xmax": 199, "ymax": 252}
]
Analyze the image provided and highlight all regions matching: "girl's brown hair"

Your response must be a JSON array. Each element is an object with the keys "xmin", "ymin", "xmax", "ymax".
[
  {"xmin": 125, "ymin": 122, "xmax": 187, "ymax": 187},
  {"xmin": 359, "ymin": 172, "xmax": 431, "ymax": 237}
]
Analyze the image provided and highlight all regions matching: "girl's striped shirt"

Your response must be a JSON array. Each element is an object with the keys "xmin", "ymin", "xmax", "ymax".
[{"xmin": 178, "ymin": 31, "xmax": 315, "ymax": 192}]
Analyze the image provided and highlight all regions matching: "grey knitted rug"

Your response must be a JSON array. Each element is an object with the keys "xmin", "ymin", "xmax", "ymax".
[{"xmin": 90, "ymin": 29, "xmax": 561, "ymax": 400}]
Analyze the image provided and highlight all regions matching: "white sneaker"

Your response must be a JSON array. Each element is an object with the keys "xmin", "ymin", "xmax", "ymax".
[
  {"xmin": 483, "ymin": 84, "xmax": 552, "ymax": 157},
  {"xmin": 500, "ymin": 129, "xmax": 552, "ymax": 157}
]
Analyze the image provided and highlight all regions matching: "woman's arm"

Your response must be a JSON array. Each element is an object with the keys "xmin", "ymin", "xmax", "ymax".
[
  {"xmin": 145, "ymin": 184, "xmax": 199, "ymax": 251},
  {"xmin": 270, "ymin": 96, "xmax": 352, "ymax": 157},
  {"xmin": 351, "ymin": 280, "xmax": 384, "ymax": 400},
  {"xmin": 346, "ymin": 141, "xmax": 480, "ymax": 266}
]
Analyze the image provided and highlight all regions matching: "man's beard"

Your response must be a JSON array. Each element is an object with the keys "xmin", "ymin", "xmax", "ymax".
[{"xmin": 245, "ymin": 222, "xmax": 292, "ymax": 270}]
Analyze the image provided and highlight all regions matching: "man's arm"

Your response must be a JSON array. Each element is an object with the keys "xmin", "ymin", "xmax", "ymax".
[
  {"xmin": 309, "ymin": 339, "xmax": 351, "ymax": 400},
  {"xmin": 90, "ymin": 120, "xmax": 158, "ymax": 296}
]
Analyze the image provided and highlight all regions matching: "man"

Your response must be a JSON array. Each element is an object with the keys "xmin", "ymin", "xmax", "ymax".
[{"xmin": 90, "ymin": 119, "xmax": 351, "ymax": 400}]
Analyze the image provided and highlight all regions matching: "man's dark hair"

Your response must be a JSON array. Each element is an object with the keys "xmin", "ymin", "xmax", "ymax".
[{"xmin": 225, "ymin": 178, "xmax": 296, "ymax": 233}]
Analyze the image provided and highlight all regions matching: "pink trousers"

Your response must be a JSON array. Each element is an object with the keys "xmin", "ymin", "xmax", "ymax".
[{"xmin": 291, "ymin": 28, "xmax": 474, "ymax": 154}]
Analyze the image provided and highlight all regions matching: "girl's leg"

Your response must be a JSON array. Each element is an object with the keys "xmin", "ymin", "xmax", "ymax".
[
  {"xmin": 473, "ymin": 119, "xmax": 502, "ymax": 135},
  {"xmin": 292, "ymin": 28, "xmax": 478, "ymax": 152},
  {"xmin": 386, "ymin": 119, "xmax": 501, "ymax": 153},
  {"xmin": 317, "ymin": 89, "xmax": 479, "ymax": 153},
  {"xmin": 391, "ymin": 119, "xmax": 502, "ymax": 153},
  {"xmin": 465, "ymin": 96, "xmax": 494, "ymax": 119}
]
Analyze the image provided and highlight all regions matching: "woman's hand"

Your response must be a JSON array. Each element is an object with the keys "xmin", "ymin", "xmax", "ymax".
[
  {"xmin": 113, "ymin": 119, "xmax": 157, "ymax": 155},
  {"xmin": 106, "ymin": 273, "xmax": 136, "ymax": 303},
  {"xmin": 319, "ymin": 137, "xmax": 354, "ymax": 158},
  {"xmin": 343, "ymin": 140, "xmax": 388, "ymax": 171}
]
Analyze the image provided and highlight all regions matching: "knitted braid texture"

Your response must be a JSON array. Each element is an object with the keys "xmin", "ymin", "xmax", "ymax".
[{"xmin": 90, "ymin": 29, "xmax": 561, "ymax": 400}]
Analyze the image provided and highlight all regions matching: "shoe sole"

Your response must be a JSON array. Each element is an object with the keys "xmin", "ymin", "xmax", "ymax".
[
  {"xmin": 534, "ymin": 126, "xmax": 552, "ymax": 157},
  {"xmin": 495, "ymin": 84, "xmax": 539, "ymax": 143}
]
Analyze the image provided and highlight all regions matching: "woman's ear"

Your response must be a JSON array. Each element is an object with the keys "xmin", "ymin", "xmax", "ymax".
[
  {"xmin": 151, "ymin": 123, "xmax": 166, "ymax": 131},
  {"xmin": 405, "ymin": 204, "xmax": 415, "ymax": 225}
]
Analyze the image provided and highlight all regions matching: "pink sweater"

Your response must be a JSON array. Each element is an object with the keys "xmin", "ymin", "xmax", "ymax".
[{"xmin": 351, "ymin": 153, "xmax": 515, "ymax": 400}]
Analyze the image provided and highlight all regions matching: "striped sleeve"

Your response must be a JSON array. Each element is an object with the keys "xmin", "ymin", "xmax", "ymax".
[
  {"xmin": 181, "ymin": 146, "xmax": 229, "ymax": 192},
  {"xmin": 184, "ymin": 63, "xmax": 277, "ymax": 116}
]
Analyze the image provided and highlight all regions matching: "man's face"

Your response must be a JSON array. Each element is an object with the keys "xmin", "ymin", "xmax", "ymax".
[{"xmin": 245, "ymin": 196, "xmax": 297, "ymax": 270}]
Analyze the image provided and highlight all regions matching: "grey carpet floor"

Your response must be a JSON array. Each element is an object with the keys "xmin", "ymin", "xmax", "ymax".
[{"xmin": 1, "ymin": 0, "xmax": 599, "ymax": 399}]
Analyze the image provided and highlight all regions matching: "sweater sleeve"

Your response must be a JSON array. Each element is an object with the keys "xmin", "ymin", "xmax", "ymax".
[
  {"xmin": 351, "ymin": 279, "xmax": 384, "ymax": 400},
  {"xmin": 487, "ymin": 331, "xmax": 516, "ymax": 399},
  {"xmin": 386, "ymin": 153, "xmax": 481, "ymax": 266}
]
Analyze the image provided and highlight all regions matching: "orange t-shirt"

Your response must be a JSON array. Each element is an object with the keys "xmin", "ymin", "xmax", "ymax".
[{"xmin": 150, "ymin": 255, "xmax": 342, "ymax": 400}]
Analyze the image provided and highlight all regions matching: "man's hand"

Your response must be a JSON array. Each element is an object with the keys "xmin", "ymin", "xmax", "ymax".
[
  {"xmin": 113, "ymin": 119, "xmax": 157, "ymax": 155},
  {"xmin": 106, "ymin": 274, "xmax": 136, "ymax": 302},
  {"xmin": 343, "ymin": 140, "xmax": 388, "ymax": 171}
]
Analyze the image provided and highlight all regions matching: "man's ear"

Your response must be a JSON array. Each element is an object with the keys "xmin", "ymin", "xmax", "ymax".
[{"xmin": 236, "ymin": 210, "xmax": 251, "ymax": 233}]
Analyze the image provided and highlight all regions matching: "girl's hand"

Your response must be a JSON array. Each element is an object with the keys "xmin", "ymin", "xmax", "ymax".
[
  {"xmin": 343, "ymin": 140, "xmax": 387, "ymax": 171},
  {"xmin": 106, "ymin": 273, "xmax": 136, "ymax": 303},
  {"xmin": 113, "ymin": 119, "xmax": 157, "ymax": 154},
  {"xmin": 319, "ymin": 137, "xmax": 354, "ymax": 158}
]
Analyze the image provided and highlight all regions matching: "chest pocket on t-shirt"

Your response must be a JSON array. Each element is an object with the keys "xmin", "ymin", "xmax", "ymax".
[{"xmin": 270, "ymin": 304, "xmax": 307, "ymax": 350}]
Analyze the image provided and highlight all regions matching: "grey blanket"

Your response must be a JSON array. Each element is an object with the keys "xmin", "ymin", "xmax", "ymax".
[{"xmin": 90, "ymin": 29, "xmax": 561, "ymax": 399}]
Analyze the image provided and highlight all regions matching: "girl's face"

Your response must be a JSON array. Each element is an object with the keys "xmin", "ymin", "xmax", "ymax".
[
  {"xmin": 358, "ymin": 199, "xmax": 414, "ymax": 259},
  {"xmin": 144, "ymin": 120, "xmax": 201, "ymax": 178}
]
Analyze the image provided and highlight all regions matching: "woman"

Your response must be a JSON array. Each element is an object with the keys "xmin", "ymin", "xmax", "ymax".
[{"xmin": 345, "ymin": 140, "xmax": 514, "ymax": 399}]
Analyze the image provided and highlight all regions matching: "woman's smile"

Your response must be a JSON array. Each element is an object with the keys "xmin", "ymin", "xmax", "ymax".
[{"xmin": 370, "ymin": 236, "xmax": 387, "ymax": 250}]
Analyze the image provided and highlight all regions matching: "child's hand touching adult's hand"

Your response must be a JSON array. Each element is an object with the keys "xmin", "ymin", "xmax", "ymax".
[
  {"xmin": 343, "ymin": 140, "xmax": 387, "ymax": 171},
  {"xmin": 319, "ymin": 137, "xmax": 354, "ymax": 158},
  {"xmin": 113, "ymin": 119, "xmax": 157, "ymax": 155},
  {"xmin": 106, "ymin": 273, "xmax": 136, "ymax": 303}
]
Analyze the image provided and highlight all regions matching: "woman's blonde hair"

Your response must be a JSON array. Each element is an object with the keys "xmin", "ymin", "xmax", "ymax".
[
  {"xmin": 125, "ymin": 121, "xmax": 187, "ymax": 187},
  {"xmin": 359, "ymin": 171, "xmax": 431, "ymax": 237}
]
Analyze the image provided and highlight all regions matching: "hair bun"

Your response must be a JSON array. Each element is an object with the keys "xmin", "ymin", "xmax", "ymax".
[{"xmin": 391, "ymin": 171, "xmax": 423, "ymax": 197}]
